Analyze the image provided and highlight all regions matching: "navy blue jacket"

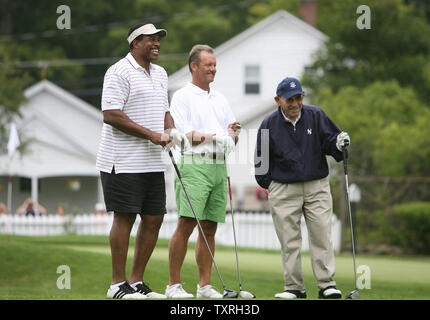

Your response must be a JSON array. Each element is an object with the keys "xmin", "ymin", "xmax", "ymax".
[{"xmin": 254, "ymin": 104, "xmax": 345, "ymax": 189}]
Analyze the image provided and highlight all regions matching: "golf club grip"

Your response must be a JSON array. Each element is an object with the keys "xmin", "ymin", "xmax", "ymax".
[{"xmin": 342, "ymin": 146, "xmax": 348, "ymax": 175}]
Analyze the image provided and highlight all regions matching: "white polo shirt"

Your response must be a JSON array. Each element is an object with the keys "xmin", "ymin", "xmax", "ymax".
[
  {"xmin": 170, "ymin": 82, "xmax": 236, "ymax": 155},
  {"xmin": 96, "ymin": 53, "xmax": 169, "ymax": 173}
]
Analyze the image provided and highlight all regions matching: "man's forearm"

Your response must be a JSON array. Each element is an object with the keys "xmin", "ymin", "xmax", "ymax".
[
  {"xmin": 186, "ymin": 131, "xmax": 215, "ymax": 146},
  {"xmin": 103, "ymin": 109, "xmax": 154, "ymax": 140},
  {"xmin": 164, "ymin": 111, "xmax": 175, "ymax": 131}
]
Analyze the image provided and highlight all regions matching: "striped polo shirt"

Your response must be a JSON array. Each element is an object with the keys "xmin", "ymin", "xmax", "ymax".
[{"xmin": 96, "ymin": 52, "xmax": 169, "ymax": 173}]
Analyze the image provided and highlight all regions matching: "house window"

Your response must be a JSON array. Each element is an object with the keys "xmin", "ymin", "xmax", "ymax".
[
  {"xmin": 19, "ymin": 178, "xmax": 41, "ymax": 192},
  {"xmin": 244, "ymin": 65, "xmax": 260, "ymax": 94}
]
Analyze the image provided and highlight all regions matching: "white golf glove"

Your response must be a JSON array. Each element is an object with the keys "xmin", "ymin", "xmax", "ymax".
[
  {"xmin": 228, "ymin": 123, "xmax": 241, "ymax": 138},
  {"xmin": 213, "ymin": 135, "xmax": 235, "ymax": 156},
  {"xmin": 169, "ymin": 128, "xmax": 191, "ymax": 152},
  {"xmin": 336, "ymin": 131, "xmax": 350, "ymax": 151}
]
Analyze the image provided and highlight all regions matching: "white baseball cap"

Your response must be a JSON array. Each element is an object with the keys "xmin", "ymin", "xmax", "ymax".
[{"xmin": 127, "ymin": 23, "xmax": 167, "ymax": 44}]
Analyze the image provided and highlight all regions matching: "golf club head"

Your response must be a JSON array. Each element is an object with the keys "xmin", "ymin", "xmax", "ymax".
[
  {"xmin": 223, "ymin": 289, "xmax": 239, "ymax": 299},
  {"xmin": 345, "ymin": 290, "xmax": 360, "ymax": 299},
  {"xmin": 239, "ymin": 290, "xmax": 256, "ymax": 299}
]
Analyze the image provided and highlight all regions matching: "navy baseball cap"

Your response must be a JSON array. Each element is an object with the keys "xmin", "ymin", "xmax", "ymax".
[{"xmin": 276, "ymin": 77, "xmax": 304, "ymax": 99}]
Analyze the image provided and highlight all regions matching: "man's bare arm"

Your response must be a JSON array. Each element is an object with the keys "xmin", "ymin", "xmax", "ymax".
[
  {"xmin": 185, "ymin": 131, "xmax": 215, "ymax": 146},
  {"xmin": 103, "ymin": 109, "xmax": 171, "ymax": 147}
]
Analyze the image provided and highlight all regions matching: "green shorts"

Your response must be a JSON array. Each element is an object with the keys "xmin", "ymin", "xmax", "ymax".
[{"xmin": 174, "ymin": 155, "xmax": 227, "ymax": 223}]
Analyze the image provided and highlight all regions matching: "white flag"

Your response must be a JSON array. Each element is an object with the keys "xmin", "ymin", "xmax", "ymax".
[{"xmin": 7, "ymin": 123, "xmax": 20, "ymax": 157}]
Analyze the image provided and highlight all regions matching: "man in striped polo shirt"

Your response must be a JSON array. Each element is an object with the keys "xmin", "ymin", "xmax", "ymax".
[{"xmin": 97, "ymin": 23, "xmax": 190, "ymax": 299}]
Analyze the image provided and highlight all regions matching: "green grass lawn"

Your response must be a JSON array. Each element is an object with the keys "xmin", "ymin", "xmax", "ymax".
[{"xmin": 1, "ymin": 234, "xmax": 429, "ymax": 300}]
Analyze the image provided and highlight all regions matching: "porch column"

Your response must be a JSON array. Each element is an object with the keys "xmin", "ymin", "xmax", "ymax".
[{"xmin": 31, "ymin": 176, "xmax": 39, "ymax": 204}]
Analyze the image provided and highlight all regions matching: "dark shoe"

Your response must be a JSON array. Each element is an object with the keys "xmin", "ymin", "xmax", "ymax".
[{"xmin": 318, "ymin": 286, "xmax": 342, "ymax": 299}]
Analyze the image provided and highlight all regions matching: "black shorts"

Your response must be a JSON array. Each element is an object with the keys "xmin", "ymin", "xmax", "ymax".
[{"xmin": 100, "ymin": 168, "xmax": 166, "ymax": 215}]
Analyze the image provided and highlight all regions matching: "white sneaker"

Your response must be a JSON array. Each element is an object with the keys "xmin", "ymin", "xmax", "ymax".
[
  {"xmin": 275, "ymin": 289, "xmax": 307, "ymax": 299},
  {"xmin": 133, "ymin": 282, "xmax": 167, "ymax": 299},
  {"xmin": 146, "ymin": 291, "xmax": 168, "ymax": 299},
  {"xmin": 165, "ymin": 283, "xmax": 194, "ymax": 298},
  {"xmin": 106, "ymin": 282, "xmax": 146, "ymax": 299},
  {"xmin": 196, "ymin": 284, "xmax": 223, "ymax": 299}
]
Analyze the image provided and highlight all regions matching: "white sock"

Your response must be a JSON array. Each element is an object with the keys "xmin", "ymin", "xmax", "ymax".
[
  {"xmin": 130, "ymin": 281, "xmax": 143, "ymax": 289},
  {"xmin": 110, "ymin": 281, "xmax": 126, "ymax": 290},
  {"xmin": 198, "ymin": 284, "xmax": 210, "ymax": 289}
]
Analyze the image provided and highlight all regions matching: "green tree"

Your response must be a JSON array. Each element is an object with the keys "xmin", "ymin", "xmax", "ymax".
[
  {"xmin": 317, "ymin": 80, "xmax": 430, "ymax": 176},
  {"xmin": 0, "ymin": 48, "xmax": 30, "ymax": 154},
  {"xmin": 373, "ymin": 110, "xmax": 430, "ymax": 176},
  {"xmin": 303, "ymin": 0, "xmax": 430, "ymax": 105},
  {"xmin": 0, "ymin": 0, "xmax": 264, "ymax": 106},
  {"xmin": 247, "ymin": 0, "xmax": 299, "ymax": 24}
]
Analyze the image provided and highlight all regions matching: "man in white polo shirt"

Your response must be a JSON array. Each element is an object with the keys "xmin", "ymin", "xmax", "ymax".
[
  {"xmin": 166, "ymin": 44, "xmax": 241, "ymax": 298},
  {"xmin": 97, "ymin": 23, "xmax": 190, "ymax": 299}
]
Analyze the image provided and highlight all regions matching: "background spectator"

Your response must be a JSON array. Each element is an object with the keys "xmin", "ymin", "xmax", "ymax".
[{"xmin": 16, "ymin": 198, "xmax": 47, "ymax": 216}]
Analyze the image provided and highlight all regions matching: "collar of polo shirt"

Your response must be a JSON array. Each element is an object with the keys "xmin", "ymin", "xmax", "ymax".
[
  {"xmin": 189, "ymin": 82, "xmax": 214, "ymax": 96},
  {"xmin": 126, "ymin": 52, "xmax": 155, "ymax": 72}
]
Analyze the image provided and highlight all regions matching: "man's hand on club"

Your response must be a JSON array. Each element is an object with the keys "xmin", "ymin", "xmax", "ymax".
[
  {"xmin": 213, "ymin": 135, "xmax": 235, "ymax": 156},
  {"xmin": 336, "ymin": 131, "xmax": 350, "ymax": 151},
  {"xmin": 228, "ymin": 121, "xmax": 241, "ymax": 138},
  {"xmin": 167, "ymin": 128, "xmax": 191, "ymax": 152},
  {"xmin": 150, "ymin": 132, "xmax": 172, "ymax": 148}
]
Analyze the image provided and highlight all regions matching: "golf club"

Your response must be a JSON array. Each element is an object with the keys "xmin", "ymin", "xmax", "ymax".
[
  {"xmin": 342, "ymin": 143, "xmax": 360, "ymax": 300},
  {"xmin": 227, "ymin": 175, "xmax": 256, "ymax": 299},
  {"xmin": 168, "ymin": 150, "xmax": 238, "ymax": 299}
]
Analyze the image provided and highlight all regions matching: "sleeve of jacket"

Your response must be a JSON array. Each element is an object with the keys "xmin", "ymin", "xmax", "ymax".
[
  {"xmin": 318, "ymin": 109, "xmax": 345, "ymax": 162},
  {"xmin": 254, "ymin": 118, "xmax": 272, "ymax": 189}
]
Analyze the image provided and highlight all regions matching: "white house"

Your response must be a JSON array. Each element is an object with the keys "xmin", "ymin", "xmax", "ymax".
[
  {"xmin": 0, "ymin": 80, "xmax": 104, "ymax": 214},
  {"xmin": 168, "ymin": 9, "xmax": 328, "ymax": 210}
]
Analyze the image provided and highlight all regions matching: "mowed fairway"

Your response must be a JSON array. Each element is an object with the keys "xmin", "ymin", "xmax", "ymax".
[{"xmin": 0, "ymin": 235, "xmax": 429, "ymax": 300}]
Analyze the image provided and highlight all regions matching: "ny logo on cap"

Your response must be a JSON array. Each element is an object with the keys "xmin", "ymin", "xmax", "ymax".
[{"xmin": 290, "ymin": 82, "xmax": 296, "ymax": 88}]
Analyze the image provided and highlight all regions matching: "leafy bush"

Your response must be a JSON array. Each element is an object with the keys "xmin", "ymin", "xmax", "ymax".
[
  {"xmin": 355, "ymin": 208, "xmax": 386, "ymax": 245},
  {"xmin": 382, "ymin": 202, "xmax": 430, "ymax": 254}
]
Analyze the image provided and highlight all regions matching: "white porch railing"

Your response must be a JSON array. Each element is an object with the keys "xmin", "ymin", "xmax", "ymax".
[{"xmin": 0, "ymin": 212, "xmax": 342, "ymax": 252}]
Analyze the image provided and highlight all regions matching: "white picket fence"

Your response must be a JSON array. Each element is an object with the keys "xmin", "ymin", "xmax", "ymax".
[{"xmin": 0, "ymin": 212, "xmax": 341, "ymax": 252}]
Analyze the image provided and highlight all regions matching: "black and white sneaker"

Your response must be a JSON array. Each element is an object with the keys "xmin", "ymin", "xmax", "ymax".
[
  {"xmin": 275, "ymin": 290, "xmax": 307, "ymax": 299},
  {"xmin": 134, "ymin": 281, "xmax": 167, "ymax": 299},
  {"xmin": 318, "ymin": 286, "xmax": 342, "ymax": 299},
  {"xmin": 106, "ymin": 281, "xmax": 146, "ymax": 299}
]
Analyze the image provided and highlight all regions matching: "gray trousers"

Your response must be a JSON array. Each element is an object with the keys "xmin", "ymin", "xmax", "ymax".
[{"xmin": 268, "ymin": 176, "xmax": 337, "ymax": 290}]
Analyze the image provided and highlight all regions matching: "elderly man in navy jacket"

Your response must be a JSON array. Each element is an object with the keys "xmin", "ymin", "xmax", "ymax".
[{"xmin": 254, "ymin": 77, "xmax": 350, "ymax": 299}]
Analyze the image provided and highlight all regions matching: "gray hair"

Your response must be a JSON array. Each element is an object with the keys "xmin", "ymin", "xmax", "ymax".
[{"xmin": 188, "ymin": 44, "xmax": 214, "ymax": 73}]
